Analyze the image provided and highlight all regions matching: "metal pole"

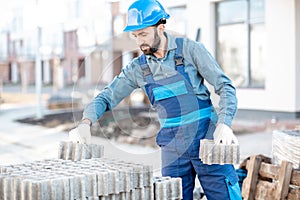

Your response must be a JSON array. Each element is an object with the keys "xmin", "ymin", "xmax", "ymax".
[{"xmin": 35, "ymin": 26, "xmax": 43, "ymax": 118}]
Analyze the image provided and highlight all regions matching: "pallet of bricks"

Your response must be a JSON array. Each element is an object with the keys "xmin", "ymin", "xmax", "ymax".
[
  {"xmin": 242, "ymin": 129, "xmax": 300, "ymax": 200},
  {"xmin": 0, "ymin": 142, "xmax": 182, "ymax": 200}
]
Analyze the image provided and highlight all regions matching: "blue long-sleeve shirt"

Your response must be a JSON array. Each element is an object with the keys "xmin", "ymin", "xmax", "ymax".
[{"xmin": 83, "ymin": 33, "xmax": 237, "ymax": 127}]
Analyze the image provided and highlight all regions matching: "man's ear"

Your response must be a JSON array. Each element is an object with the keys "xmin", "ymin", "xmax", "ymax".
[
  {"xmin": 157, "ymin": 24, "xmax": 166, "ymax": 31},
  {"xmin": 157, "ymin": 24, "xmax": 165, "ymax": 34}
]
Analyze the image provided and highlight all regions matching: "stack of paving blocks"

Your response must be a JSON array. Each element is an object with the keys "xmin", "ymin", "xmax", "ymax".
[
  {"xmin": 0, "ymin": 142, "xmax": 183, "ymax": 200},
  {"xmin": 199, "ymin": 139, "xmax": 240, "ymax": 165}
]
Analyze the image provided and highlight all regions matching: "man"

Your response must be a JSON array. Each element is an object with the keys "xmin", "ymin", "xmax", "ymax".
[{"xmin": 70, "ymin": 0, "xmax": 241, "ymax": 199}]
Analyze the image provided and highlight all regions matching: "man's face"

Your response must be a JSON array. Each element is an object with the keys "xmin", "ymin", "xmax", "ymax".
[{"xmin": 132, "ymin": 26, "xmax": 161, "ymax": 55}]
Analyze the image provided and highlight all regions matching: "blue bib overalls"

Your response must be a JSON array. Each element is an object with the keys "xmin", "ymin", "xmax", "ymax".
[{"xmin": 139, "ymin": 38, "xmax": 241, "ymax": 200}]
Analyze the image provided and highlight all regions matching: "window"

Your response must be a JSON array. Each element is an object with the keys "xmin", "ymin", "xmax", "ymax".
[
  {"xmin": 167, "ymin": 5, "xmax": 187, "ymax": 36},
  {"xmin": 216, "ymin": 0, "xmax": 265, "ymax": 88}
]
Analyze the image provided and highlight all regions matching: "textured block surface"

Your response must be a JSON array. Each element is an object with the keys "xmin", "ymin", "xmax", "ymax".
[
  {"xmin": 58, "ymin": 141, "xmax": 104, "ymax": 161},
  {"xmin": 199, "ymin": 139, "xmax": 240, "ymax": 165},
  {"xmin": 272, "ymin": 130, "xmax": 300, "ymax": 169}
]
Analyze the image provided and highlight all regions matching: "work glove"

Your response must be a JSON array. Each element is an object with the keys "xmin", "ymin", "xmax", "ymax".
[
  {"xmin": 69, "ymin": 123, "xmax": 91, "ymax": 144},
  {"xmin": 213, "ymin": 123, "xmax": 239, "ymax": 145}
]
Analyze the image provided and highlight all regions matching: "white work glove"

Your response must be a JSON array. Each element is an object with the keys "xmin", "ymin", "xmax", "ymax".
[
  {"xmin": 69, "ymin": 123, "xmax": 91, "ymax": 144},
  {"xmin": 213, "ymin": 123, "xmax": 239, "ymax": 145}
]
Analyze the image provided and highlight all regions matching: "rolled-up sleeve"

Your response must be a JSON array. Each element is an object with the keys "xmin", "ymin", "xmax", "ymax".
[
  {"xmin": 188, "ymin": 40, "xmax": 237, "ymax": 127},
  {"xmin": 83, "ymin": 65, "xmax": 138, "ymax": 123}
]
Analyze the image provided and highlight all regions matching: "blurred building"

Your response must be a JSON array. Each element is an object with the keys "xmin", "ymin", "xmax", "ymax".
[{"xmin": 0, "ymin": 0, "xmax": 299, "ymax": 119}]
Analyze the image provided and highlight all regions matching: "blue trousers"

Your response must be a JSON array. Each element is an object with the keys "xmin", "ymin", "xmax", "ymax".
[{"xmin": 158, "ymin": 121, "xmax": 241, "ymax": 200}]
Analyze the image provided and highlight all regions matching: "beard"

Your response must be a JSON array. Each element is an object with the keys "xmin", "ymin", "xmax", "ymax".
[{"xmin": 140, "ymin": 28, "xmax": 161, "ymax": 55}]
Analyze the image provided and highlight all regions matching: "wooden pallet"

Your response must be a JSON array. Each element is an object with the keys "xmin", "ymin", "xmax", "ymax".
[{"xmin": 242, "ymin": 155, "xmax": 300, "ymax": 200}]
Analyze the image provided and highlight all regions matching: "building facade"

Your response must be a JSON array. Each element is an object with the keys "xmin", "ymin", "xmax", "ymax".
[{"xmin": 0, "ymin": 0, "xmax": 299, "ymax": 119}]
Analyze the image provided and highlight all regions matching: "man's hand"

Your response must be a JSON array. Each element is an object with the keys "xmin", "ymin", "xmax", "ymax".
[
  {"xmin": 69, "ymin": 123, "xmax": 91, "ymax": 144},
  {"xmin": 213, "ymin": 123, "xmax": 239, "ymax": 145}
]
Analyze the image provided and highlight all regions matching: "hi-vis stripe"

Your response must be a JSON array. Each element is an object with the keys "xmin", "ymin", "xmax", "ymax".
[
  {"xmin": 152, "ymin": 80, "xmax": 187, "ymax": 101},
  {"xmin": 159, "ymin": 106, "xmax": 212, "ymax": 128}
]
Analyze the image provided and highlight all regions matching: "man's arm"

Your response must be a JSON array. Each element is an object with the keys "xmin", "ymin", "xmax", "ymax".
[
  {"xmin": 83, "ymin": 66, "xmax": 139, "ymax": 123},
  {"xmin": 188, "ymin": 40, "xmax": 237, "ymax": 127},
  {"xmin": 187, "ymin": 40, "xmax": 238, "ymax": 144},
  {"xmin": 70, "ymin": 65, "xmax": 139, "ymax": 144}
]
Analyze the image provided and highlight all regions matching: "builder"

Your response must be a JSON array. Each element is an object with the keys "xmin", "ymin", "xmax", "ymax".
[{"xmin": 70, "ymin": 0, "xmax": 241, "ymax": 199}]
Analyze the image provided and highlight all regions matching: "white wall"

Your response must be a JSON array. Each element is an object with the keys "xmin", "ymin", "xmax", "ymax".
[
  {"xmin": 260, "ymin": 0, "xmax": 296, "ymax": 112},
  {"xmin": 187, "ymin": 0, "xmax": 299, "ymax": 113},
  {"xmin": 296, "ymin": 0, "xmax": 300, "ymax": 110}
]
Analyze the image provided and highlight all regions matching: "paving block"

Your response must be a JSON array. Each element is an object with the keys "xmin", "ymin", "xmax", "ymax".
[
  {"xmin": 153, "ymin": 176, "xmax": 182, "ymax": 200},
  {"xmin": 143, "ymin": 165, "xmax": 153, "ymax": 187},
  {"xmin": 96, "ymin": 170, "xmax": 109, "ymax": 196},
  {"xmin": 199, "ymin": 139, "xmax": 240, "ymax": 165},
  {"xmin": 58, "ymin": 141, "xmax": 104, "ymax": 161},
  {"xmin": 144, "ymin": 185, "xmax": 154, "ymax": 200}
]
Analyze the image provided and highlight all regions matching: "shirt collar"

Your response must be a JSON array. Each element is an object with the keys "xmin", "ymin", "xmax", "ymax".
[{"xmin": 145, "ymin": 32, "xmax": 177, "ymax": 60}]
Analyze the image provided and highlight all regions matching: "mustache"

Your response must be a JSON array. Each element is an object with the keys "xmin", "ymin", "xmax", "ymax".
[{"xmin": 140, "ymin": 44, "xmax": 159, "ymax": 55}]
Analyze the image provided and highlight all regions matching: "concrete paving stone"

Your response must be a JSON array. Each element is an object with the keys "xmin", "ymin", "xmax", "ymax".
[
  {"xmin": 65, "ymin": 142, "xmax": 74, "ymax": 160},
  {"xmin": 0, "ymin": 176, "xmax": 13, "ymax": 200},
  {"xmin": 133, "ymin": 187, "xmax": 144, "ymax": 200},
  {"xmin": 58, "ymin": 141, "xmax": 104, "ymax": 161},
  {"xmin": 21, "ymin": 179, "xmax": 33, "ymax": 200},
  {"xmin": 12, "ymin": 176, "xmax": 23, "ymax": 200},
  {"xmin": 154, "ymin": 180, "xmax": 167, "ymax": 200},
  {"xmin": 171, "ymin": 178, "xmax": 182, "ymax": 200},
  {"xmin": 199, "ymin": 139, "xmax": 240, "ymax": 165},
  {"xmin": 96, "ymin": 170, "xmax": 109, "ymax": 196},
  {"xmin": 143, "ymin": 165, "xmax": 153, "ymax": 187},
  {"xmin": 91, "ymin": 143, "xmax": 104, "ymax": 158},
  {"xmin": 122, "ymin": 166, "xmax": 134, "ymax": 192},
  {"xmin": 132, "ymin": 165, "xmax": 144, "ymax": 189},
  {"xmin": 30, "ymin": 180, "xmax": 51, "ymax": 200},
  {"xmin": 71, "ymin": 174, "xmax": 86, "ymax": 199},
  {"xmin": 109, "ymin": 170, "xmax": 119, "ymax": 194},
  {"xmin": 117, "ymin": 168, "xmax": 131, "ymax": 193},
  {"xmin": 144, "ymin": 185, "xmax": 154, "ymax": 200},
  {"xmin": 83, "ymin": 171, "xmax": 98, "ymax": 198},
  {"xmin": 153, "ymin": 176, "xmax": 182, "ymax": 200},
  {"xmin": 73, "ymin": 143, "xmax": 84, "ymax": 161}
]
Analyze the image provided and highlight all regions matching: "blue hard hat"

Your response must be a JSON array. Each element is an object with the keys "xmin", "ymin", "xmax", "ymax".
[{"xmin": 123, "ymin": 0, "xmax": 170, "ymax": 32}]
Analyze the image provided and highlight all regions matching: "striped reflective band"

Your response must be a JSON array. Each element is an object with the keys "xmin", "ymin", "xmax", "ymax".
[
  {"xmin": 159, "ymin": 106, "xmax": 212, "ymax": 128},
  {"xmin": 152, "ymin": 80, "xmax": 187, "ymax": 101}
]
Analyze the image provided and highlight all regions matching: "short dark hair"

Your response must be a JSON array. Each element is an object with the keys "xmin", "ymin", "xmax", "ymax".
[{"xmin": 154, "ymin": 18, "xmax": 167, "ymax": 26}]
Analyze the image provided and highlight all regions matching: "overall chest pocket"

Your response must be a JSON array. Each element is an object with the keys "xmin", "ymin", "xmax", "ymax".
[{"xmin": 152, "ymin": 80, "xmax": 188, "ymax": 101}]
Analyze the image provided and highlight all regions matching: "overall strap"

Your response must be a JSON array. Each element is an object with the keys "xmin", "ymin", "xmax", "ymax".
[
  {"xmin": 175, "ymin": 38, "xmax": 191, "ymax": 83},
  {"xmin": 138, "ymin": 54, "xmax": 155, "ymax": 83}
]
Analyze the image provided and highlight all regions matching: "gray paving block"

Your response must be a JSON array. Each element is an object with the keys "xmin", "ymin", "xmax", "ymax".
[
  {"xmin": 96, "ymin": 170, "xmax": 109, "ymax": 196},
  {"xmin": 144, "ymin": 185, "xmax": 154, "ymax": 200},
  {"xmin": 154, "ymin": 180, "xmax": 167, "ymax": 200},
  {"xmin": 58, "ymin": 141, "xmax": 104, "ymax": 161},
  {"xmin": 153, "ymin": 176, "xmax": 182, "ymax": 200},
  {"xmin": 143, "ymin": 165, "xmax": 153, "ymax": 187},
  {"xmin": 199, "ymin": 139, "xmax": 240, "ymax": 165}
]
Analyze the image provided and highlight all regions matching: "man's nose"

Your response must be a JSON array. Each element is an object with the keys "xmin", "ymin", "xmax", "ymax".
[{"xmin": 136, "ymin": 37, "xmax": 144, "ymax": 46}]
